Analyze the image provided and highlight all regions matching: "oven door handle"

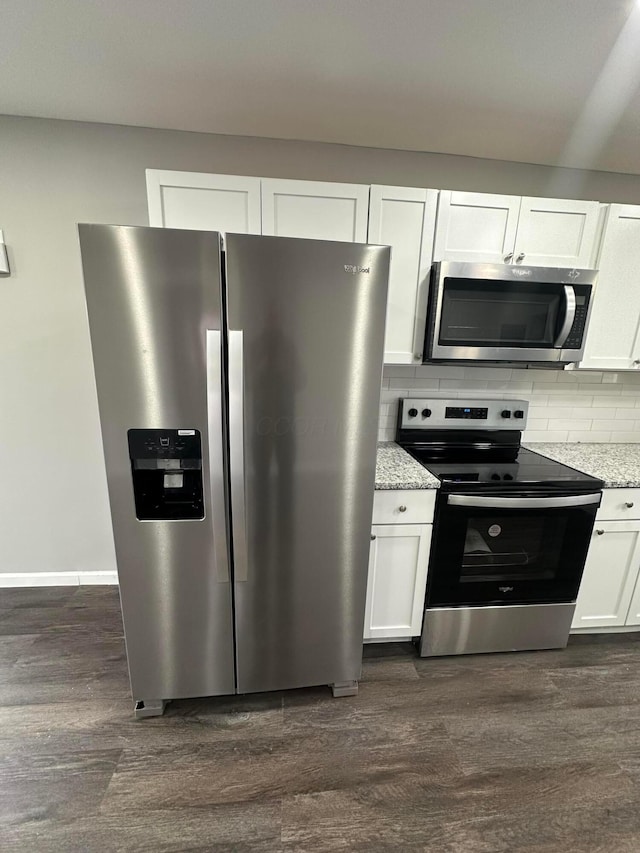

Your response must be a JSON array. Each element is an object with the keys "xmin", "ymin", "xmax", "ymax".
[
  {"xmin": 447, "ymin": 493, "xmax": 601, "ymax": 509},
  {"xmin": 554, "ymin": 285, "xmax": 576, "ymax": 348}
]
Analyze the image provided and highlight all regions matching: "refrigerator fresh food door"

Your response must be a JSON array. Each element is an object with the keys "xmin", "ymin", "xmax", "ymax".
[
  {"xmin": 79, "ymin": 224, "xmax": 235, "ymax": 705},
  {"xmin": 225, "ymin": 234, "xmax": 390, "ymax": 693}
]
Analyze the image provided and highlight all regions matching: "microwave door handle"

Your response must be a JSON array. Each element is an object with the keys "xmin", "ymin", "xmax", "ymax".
[
  {"xmin": 554, "ymin": 285, "xmax": 576, "ymax": 348},
  {"xmin": 448, "ymin": 494, "xmax": 601, "ymax": 509}
]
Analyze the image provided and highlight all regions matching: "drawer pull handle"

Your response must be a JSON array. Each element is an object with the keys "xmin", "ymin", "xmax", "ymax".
[
  {"xmin": 596, "ymin": 529, "xmax": 605, "ymax": 536},
  {"xmin": 398, "ymin": 505, "xmax": 407, "ymax": 513},
  {"xmin": 371, "ymin": 534, "xmax": 376, "ymax": 541},
  {"xmin": 626, "ymin": 502, "xmax": 635, "ymax": 508}
]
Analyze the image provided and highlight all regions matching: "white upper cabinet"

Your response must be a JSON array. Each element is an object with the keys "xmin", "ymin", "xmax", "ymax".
[
  {"xmin": 579, "ymin": 204, "xmax": 640, "ymax": 371},
  {"xmin": 146, "ymin": 170, "xmax": 261, "ymax": 234},
  {"xmin": 513, "ymin": 198, "xmax": 600, "ymax": 267},
  {"xmin": 261, "ymin": 179, "xmax": 370, "ymax": 242},
  {"xmin": 434, "ymin": 191, "xmax": 600, "ymax": 267},
  {"xmin": 433, "ymin": 191, "xmax": 520, "ymax": 264},
  {"xmin": 368, "ymin": 186, "xmax": 438, "ymax": 364}
]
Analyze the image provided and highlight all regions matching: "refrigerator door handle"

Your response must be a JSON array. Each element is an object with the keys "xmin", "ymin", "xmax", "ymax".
[
  {"xmin": 229, "ymin": 330, "xmax": 248, "ymax": 582},
  {"xmin": 206, "ymin": 330, "xmax": 231, "ymax": 582}
]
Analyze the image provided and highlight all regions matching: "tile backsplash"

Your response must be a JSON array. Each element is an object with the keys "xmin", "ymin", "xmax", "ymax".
[{"xmin": 379, "ymin": 366, "xmax": 640, "ymax": 443}]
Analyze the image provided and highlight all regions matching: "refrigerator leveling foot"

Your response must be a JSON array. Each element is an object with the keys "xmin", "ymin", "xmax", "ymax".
[
  {"xmin": 134, "ymin": 699, "xmax": 167, "ymax": 719},
  {"xmin": 331, "ymin": 681, "xmax": 358, "ymax": 698}
]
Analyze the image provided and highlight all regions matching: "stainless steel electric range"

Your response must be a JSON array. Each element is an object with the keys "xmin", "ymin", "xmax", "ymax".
[{"xmin": 396, "ymin": 398, "xmax": 604, "ymax": 657}]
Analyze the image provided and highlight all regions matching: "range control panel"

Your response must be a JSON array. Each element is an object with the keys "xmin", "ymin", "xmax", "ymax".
[
  {"xmin": 445, "ymin": 406, "xmax": 488, "ymax": 420},
  {"xmin": 398, "ymin": 398, "xmax": 529, "ymax": 430}
]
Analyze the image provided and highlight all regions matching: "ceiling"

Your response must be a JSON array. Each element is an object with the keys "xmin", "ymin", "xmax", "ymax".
[{"xmin": 3, "ymin": 0, "xmax": 640, "ymax": 174}]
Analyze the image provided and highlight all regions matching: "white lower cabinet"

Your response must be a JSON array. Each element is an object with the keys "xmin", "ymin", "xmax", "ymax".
[
  {"xmin": 363, "ymin": 523, "xmax": 432, "ymax": 640},
  {"xmin": 572, "ymin": 520, "xmax": 640, "ymax": 629},
  {"xmin": 625, "ymin": 570, "xmax": 640, "ymax": 627}
]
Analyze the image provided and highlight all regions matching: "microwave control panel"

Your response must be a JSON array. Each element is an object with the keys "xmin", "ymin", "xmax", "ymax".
[
  {"xmin": 398, "ymin": 398, "xmax": 529, "ymax": 430},
  {"xmin": 564, "ymin": 285, "xmax": 592, "ymax": 349}
]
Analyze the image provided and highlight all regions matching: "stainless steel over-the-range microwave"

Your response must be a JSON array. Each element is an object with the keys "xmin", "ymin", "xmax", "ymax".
[{"xmin": 423, "ymin": 261, "xmax": 598, "ymax": 364}]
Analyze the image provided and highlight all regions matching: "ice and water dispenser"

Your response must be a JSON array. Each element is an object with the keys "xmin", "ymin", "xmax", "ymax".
[{"xmin": 127, "ymin": 429, "xmax": 204, "ymax": 520}]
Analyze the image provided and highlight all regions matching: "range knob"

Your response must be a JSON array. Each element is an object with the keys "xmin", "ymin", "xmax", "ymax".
[
  {"xmin": 408, "ymin": 408, "xmax": 418, "ymax": 418},
  {"xmin": 421, "ymin": 408, "xmax": 432, "ymax": 418},
  {"xmin": 504, "ymin": 473, "xmax": 514, "ymax": 481},
  {"xmin": 501, "ymin": 410, "xmax": 511, "ymax": 419},
  {"xmin": 491, "ymin": 473, "xmax": 501, "ymax": 481},
  {"xmin": 514, "ymin": 410, "xmax": 524, "ymax": 419}
]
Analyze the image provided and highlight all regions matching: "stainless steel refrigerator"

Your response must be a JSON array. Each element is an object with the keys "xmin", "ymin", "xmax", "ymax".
[{"xmin": 79, "ymin": 224, "xmax": 390, "ymax": 717}]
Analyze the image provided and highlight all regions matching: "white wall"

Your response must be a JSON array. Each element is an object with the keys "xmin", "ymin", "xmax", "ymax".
[{"xmin": 2, "ymin": 114, "xmax": 640, "ymax": 577}]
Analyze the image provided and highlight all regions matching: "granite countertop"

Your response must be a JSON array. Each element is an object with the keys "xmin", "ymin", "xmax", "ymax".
[
  {"xmin": 376, "ymin": 441, "xmax": 640, "ymax": 491},
  {"xmin": 375, "ymin": 442, "xmax": 440, "ymax": 490},
  {"xmin": 524, "ymin": 443, "xmax": 640, "ymax": 489}
]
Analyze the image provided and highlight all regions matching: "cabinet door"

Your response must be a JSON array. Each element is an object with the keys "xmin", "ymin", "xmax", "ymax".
[
  {"xmin": 433, "ymin": 191, "xmax": 520, "ymax": 263},
  {"xmin": 368, "ymin": 186, "xmax": 437, "ymax": 364},
  {"xmin": 146, "ymin": 170, "xmax": 261, "ymax": 234},
  {"xmin": 623, "ymin": 564, "xmax": 640, "ymax": 626},
  {"xmin": 579, "ymin": 205, "xmax": 640, "ymax": 371},
  {"xmin": 363, "ymin": 524, "xmax": 432, "ymax": 640},
  {"xmin": 261, "ymin": 178, "xmax": 369, "ymax": 242},
  {"xmin": 513, "ymin": 198, "xmax": 600, "ymax": 267},
  {"xmin": 572, "ymin": 521, "xmax": 640, "ymax": 629}
]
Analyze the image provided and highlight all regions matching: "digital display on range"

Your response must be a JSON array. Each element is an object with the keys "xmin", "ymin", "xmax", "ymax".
[{"xmin": 445, "ymin": 406, "xmax": 488, "ymax": 420}]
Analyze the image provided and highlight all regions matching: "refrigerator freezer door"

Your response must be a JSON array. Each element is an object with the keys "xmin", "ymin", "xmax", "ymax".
[
  {"xmin": 79, "ymin": 224, "xmax": 235, "ymax": 704},
  {"xmin": 225, "ymin": 234, "xmax": 390, "ymax": 693}
]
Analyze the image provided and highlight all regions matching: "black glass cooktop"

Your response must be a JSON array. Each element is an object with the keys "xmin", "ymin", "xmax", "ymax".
[{"xmin": 406, "ymin": 446, "xmax": 603, "ymax": 489}]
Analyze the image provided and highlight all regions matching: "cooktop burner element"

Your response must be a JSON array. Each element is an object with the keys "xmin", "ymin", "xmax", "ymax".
[{"xmin": 410, "ymin": 446, "xmax": 600, "ymax": 488}]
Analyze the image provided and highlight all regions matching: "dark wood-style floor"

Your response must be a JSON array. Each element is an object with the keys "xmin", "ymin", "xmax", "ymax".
[{"xmin": 2, "ymin": 588, "xmax": 640, "ymax": 852}]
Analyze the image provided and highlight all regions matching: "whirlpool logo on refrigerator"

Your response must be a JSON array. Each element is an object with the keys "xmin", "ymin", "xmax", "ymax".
[{"xmin": 343, "ymin": 264, "xmax": 370, "ymax": 274}]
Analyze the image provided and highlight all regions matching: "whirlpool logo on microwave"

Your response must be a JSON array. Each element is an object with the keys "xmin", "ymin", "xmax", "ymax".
[{"xmin": 344, "ymin": 264, "xmax": 370, "ymax": 275}]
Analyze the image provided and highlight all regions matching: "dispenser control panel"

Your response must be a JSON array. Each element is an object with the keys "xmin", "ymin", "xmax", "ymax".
[{"xmin": 127, "ymin": 429, "xmax": 204, "ymax": 520}]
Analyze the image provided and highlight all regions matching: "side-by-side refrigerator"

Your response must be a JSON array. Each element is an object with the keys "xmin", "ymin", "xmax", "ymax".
[{"xmin": 79, "ymin": 225, "xmax": 390, "ymax": 716}]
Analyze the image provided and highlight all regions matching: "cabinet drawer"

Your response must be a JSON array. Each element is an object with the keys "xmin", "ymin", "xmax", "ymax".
[
  {"xmin": 372, "ymin": 489, "xmax": 436, "ymax": 525},
  {"xmin": 597, "ymin": 489, "xmax": 640, "ymax": 521}
]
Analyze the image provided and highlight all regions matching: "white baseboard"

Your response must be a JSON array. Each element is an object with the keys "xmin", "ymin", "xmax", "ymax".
[
  {"xmin": 0, "ymin": 571, "xmax": 118, "ymax": 588},
  {"xmin": 571, "ymin": 625, "xmax": 640, "ymax": 635}
]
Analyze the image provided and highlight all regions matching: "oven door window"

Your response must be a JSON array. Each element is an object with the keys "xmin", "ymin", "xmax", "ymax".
[
  {"xmin": 462, "ymin": 515, "xmax": 566, "ymax": 583},
  {"xmin": 439, "ymin": 279, "xmax": 563, "ymax": 348},
  {"xmin": 428, "ymin": 500, "xmax": 598, "ymax": 607}
]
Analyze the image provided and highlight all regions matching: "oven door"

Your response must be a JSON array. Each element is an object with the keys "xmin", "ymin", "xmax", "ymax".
[
  {"xmin": 427, "ymin": 492, "xmax": 601, "ymax": 607},
  {"xmin": 426, "ymin": 262, "xmax": 594, "ymax": 363}
]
